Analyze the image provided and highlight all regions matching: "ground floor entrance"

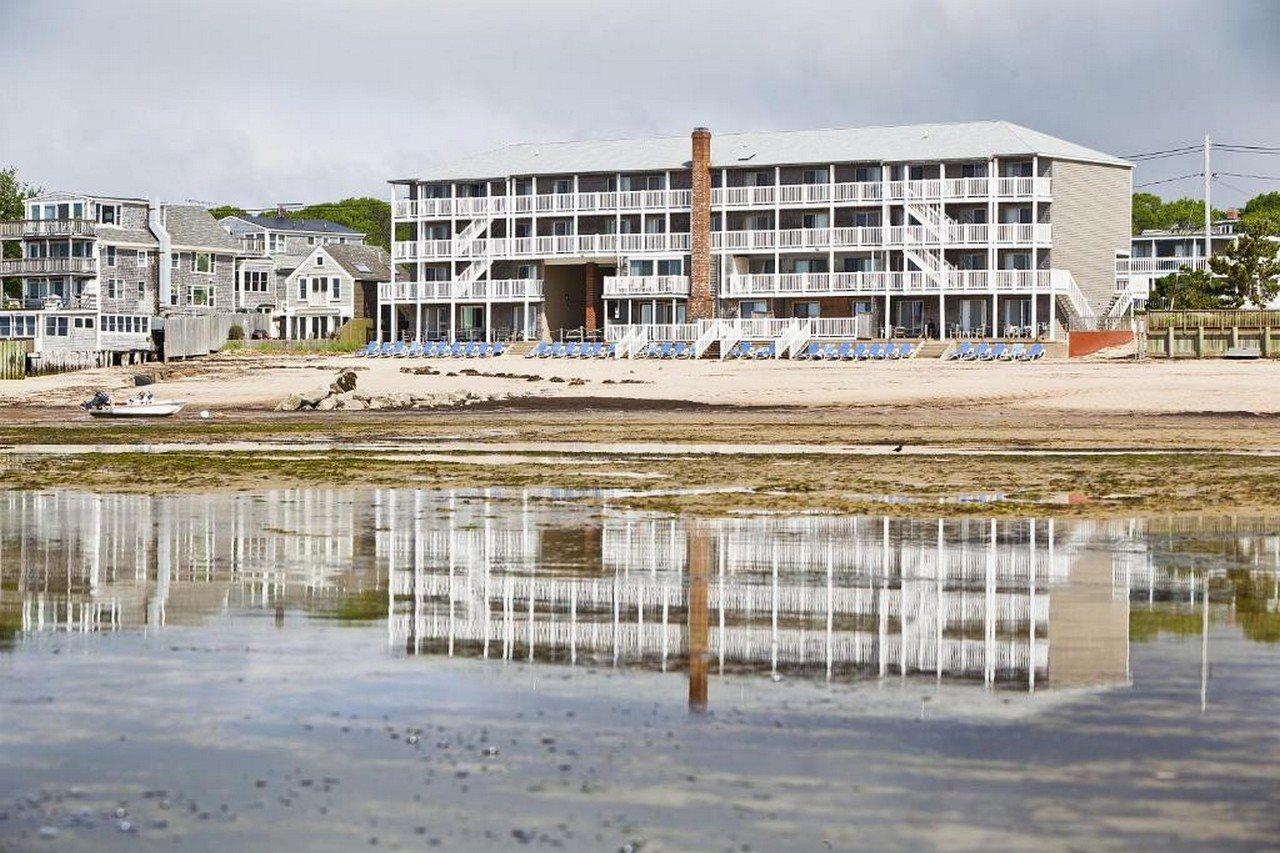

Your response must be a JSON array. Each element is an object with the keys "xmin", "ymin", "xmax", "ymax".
[
  {"xmin": 283, "ymin": 313, "xmax": 348, "ymax": 341},
  {"xmin": 379, "ymin": 302, "xmax": 543, "ymax": 342}
]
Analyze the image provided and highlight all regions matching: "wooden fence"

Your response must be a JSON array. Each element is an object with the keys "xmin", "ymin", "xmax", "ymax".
[
  {"xmin": 1147, "ymin": 310, "xmax": 1280, "ymax": 331},
  {"xmin": 162, "ymin": 313, "xmax": 273, "ymax": 359},
  {"xmin": 0, "ymin": 340, "xmax": 26, "ymax": 379}
]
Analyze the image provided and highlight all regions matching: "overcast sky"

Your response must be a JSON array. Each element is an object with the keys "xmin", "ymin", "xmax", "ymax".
[{"xmin": 2, "ymin": 0, "xmax": 1278, "ymax": 209}]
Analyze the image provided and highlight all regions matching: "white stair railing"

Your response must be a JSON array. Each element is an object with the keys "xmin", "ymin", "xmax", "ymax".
[
  {"xmin": 718, "ymin": 324, "xmax": 741, "ymax": 360},
  {"xmin": 692, "ymin": 319, "xmax": 725, "ymax": 359}
]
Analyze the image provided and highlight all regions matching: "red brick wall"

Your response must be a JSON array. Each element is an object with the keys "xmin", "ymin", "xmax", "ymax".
[
  {"xmin": 583, "ymin": 263, "xmax": 601, "ymax": 332},
  {"xmin": 689, "ymin": 127, "xmax": 713, "ymax": 320}
]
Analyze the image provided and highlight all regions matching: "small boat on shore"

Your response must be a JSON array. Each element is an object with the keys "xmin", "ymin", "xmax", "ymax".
[{"xmin": 82, "ymin": 391, "xmax": 186, "ymax": 418}]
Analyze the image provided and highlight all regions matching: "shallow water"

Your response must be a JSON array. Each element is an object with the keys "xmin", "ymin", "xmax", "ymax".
[{"xmin": 1, "ymin": 489, "xmax": 1278, "ymax": 851}]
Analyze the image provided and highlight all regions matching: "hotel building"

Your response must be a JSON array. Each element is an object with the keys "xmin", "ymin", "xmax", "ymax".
[{"xmin": 386, "ymin": 122, "xmax": 1132, "ymax": 347}]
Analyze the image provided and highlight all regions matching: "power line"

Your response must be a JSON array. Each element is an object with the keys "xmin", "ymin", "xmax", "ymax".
[
  {"xmin": 1135, "ymin": 172, "xmax": 1203, "ymax": 189},
  {"xmin": 1211, "ymin": 175, "xmax": 1251, "ymax": 197},
  {"xmin": 1215, "ymin": 143, "xmax": 1280, "ymax": 152},
  {"xmin": 1216, "ymin": 171, "xmax": 1280, "ymax": 182}
]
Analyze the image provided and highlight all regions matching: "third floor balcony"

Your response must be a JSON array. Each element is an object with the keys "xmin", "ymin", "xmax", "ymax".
[
  {"xmin": 0, "ymin": 219, "xmax": 99, "ymax": 240},
  {"xmin": 0, "ymin": 256, "xmax": 97, "ymax": 276}
]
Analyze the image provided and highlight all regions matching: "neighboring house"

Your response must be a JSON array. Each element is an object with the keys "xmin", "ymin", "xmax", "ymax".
[
  {"xmin": 219, "ymin": 213, "xmax": 364, "ymax": 256},
  {"xmin": 219, "ymin": 213, "xmax": 367, "ymax": 332},
  {"xmin": 386, "ymin": 121, "xmax": 1133, "ymax": 344},
  {"xmin": 0, "ymin": 193, "xmax": 257, "ymax": 364},
  {"xmin": 280, "ymin": 243, "xmax": 390, "ymax": 339},
  {"xmin": 1118, "ymin": 219, "xmax": 1240, "ymax": 311}
]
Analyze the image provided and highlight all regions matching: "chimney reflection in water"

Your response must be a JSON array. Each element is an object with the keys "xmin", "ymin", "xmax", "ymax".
[{"xmin": 687, "ymin": 527, "xmax": 711, "ymax": 712}]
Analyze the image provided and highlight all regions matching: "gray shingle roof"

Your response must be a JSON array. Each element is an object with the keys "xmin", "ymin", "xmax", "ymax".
[
  {"xmin": 96, "ymin": 225, "xmax": 158, "ymax": 246},
  {"xmin": 321, "ymin": 244, "xmax": 391, "ymax": 282},
  {"xmin": 402, "ymin": 121, "xmax": 1128, "ymax": 181},
  {"xmin": 162, "ymin": 205, "xmax": 241, "ymax": 252},
  {"xmin": 241, "ymin": 215, "xmax": 362, "ymax": 236}
]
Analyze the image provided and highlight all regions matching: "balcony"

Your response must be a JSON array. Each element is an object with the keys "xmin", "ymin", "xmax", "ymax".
[
  {"xmin": 0, "ymin": 219, "xmax": 98, "ymax": 240},
  {"xmin": 378, "ymin": 279, "xmax": 544, "ymax": 303},
  {"xmin": 394, "ymin": 189, "xmax": 693, "ymax": 220},
  {"xmin": 602, "ymin": 275, "xmax": 691, "ymax": 298},
  {"xmin": 393, "ymin": 233, "xmax": 692, "ymax": 262},
  {"xmin": 710, "ymin": 177, "xmax": 1051, "ymax": 208},
  {"xmin": 0, "ymin": 257, "xmax": 97, "ymax": 276},
  {"xmin": 723, "ymin": 269, "xmax": 1064, "ymax": 296},
  {"xmin": 1116, "ymin": 257, "xmax": 1209, "ymax": 276},
  {"xmin": 710, "ymin": 223, "xmax": 1049, "ymax": 252}
]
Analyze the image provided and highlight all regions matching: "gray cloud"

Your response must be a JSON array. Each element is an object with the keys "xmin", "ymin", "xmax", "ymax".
[{"xmin": 1, "ymin": 0, "xmax": 1277, "ymax": 207}]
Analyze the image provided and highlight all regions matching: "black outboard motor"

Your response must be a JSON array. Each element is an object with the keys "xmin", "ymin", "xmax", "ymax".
[{"xmin": 81, "ymin": 391, "xmax": 110, "ymax": 411}]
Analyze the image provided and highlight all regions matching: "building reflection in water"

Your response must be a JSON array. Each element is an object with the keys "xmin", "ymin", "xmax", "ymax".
[{"xmin": 3, "ymin": 489, "xmax": 1277, "ymax": 710}]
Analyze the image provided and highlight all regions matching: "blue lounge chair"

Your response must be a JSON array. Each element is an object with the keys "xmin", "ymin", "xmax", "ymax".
[
  {"xmin": 390, "ymin": 341, "xmax": 407, "ymax": 358},
  {"xmin": 817, "ymin": 344, "xmax": 838, "ymax": 360},
  {"xmin": 525, "ymin": 342, "xmax": 546, "ymax": 358},
  {"xmin": 564, "ymin": 342, "xmax": 580, "ymax": 358},
  {"xmin": 724, "ymin": 341, "xmax": 748, "ymax": 359},
  {"xmin": 639, "ymin": 342, "xmax": 658, "ymax": 358},
  {"xmin": 377, "ymin": 342, "xmax": 393, "ymax": 357},
  {"xmin": 1003, "ymin": 343, "xmax": 1026, "ymax": 361},
  {"xmin": 587, "ymin": 342, "xmax": 603, "ymax": 358},
  {"xmin": 981, "ymin": 343, "xmax": 1005, "ymax": 361},
  {"xmin": 797, "ymin": 342, "xmax": 820, "ymax": 360},
  {"xmin": 852, "ymin": 343, "xmax": 870, "ymax": 360},
  {"xmin": 1022, "ymin": 343, "xmax": 1045, "ymax": 361},
  {"xmin": 598, "ymin": 342, "xmax": 614, "ymax": 358},
  {"xmin": 947, "ymin": 342, "xmax": 972, "ymax": 360},
  {"xmin": 654, "ymin": 342, "xmax": 672, "ymax": 359},
  {"xmin": 753, "ymin": 342, "xmax": 776, "ymax": 359},
  {"xmin": 360, "ymin": 341, "xmax": 379, "ymax": 357},
  {"xmin": 493, "ymin": 342, "xmax": 507, "ymax": 357},
  {"xmin": 896, "ymin": 342, "xmax": 915, "ymax": 359},
  {"xmin": 837, "ymin": 342, "xmax": 854, "ymax": 360},
  {"xmin": 547, "ymin": 342, "xmax": 565, "ymax": 358},
  {"xmin": 406, "ymin": 341, "xmax": 423, "ymax": 358},
  {"xmin": 963, "ymin": 342, "xmax": 988, "ymax": 361},
  {"xmin": 864, "ymin": 343, "xmax": 884, "ymax": 360}
]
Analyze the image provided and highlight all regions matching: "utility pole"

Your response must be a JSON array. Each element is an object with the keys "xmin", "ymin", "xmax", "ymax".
[{"xmin": 1203, "ymin": 134, "xmax": 1212, "ymax": 260}]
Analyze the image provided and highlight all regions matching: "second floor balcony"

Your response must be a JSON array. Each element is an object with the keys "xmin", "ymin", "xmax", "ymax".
[
  {"xmin": 379, "ymin": 279, "xmax": 545, "ymax": 303},
  {"xmin": 0, "ymin": 256, "xmax": 97, "ymax": 276},
  {"xmin": 722, "ymin": 269, "xmax": 1065, "ymax": 296},
  {"xmin": 602, "ymin": 275, "xmax": 691, "ymax": 298}
]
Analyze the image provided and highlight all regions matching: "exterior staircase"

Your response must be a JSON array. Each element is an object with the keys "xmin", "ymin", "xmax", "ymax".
[
  {"xmin": 452, "ymin": 216, "xmax": 494, "ymax": 296},
  {"xmin": 902, "ymin": 190, "xmax": 957, "ymax": 288}
]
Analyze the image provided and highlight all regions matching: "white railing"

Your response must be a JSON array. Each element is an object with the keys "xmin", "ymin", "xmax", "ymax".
[
  {"xmin": 1117, "ymin": 257, "xmax": 1210, "ymax": 275},
  {"xmin": 887, "ymin": 176, "xmax": 1050, "ymax": 201},
  {"xmin": 0, "ymin": 219, "xmax": 98, "ymax": 239},
  {"xmin": 378, "ymin": 279, "xmax": 543, "ymax": 302},
  {"xmin": 602, "ymin": 275, "xmax": 690, "ymax": 297},
  {"xmin": 724, "ymin": 269, "xmax": 1063, "ymax": 296},
  {"xmin": 394, "ymin": 189, "xmax": 694, "ymax": 221},
  {"xmin": 708, "ymin": 176, "xmax": 1049, "ymax": 209}
]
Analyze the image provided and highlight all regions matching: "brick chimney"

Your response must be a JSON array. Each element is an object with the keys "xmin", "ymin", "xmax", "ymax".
[{"xmin": 688, "ymin": 127, "xmax": 713, "ymax": 320}]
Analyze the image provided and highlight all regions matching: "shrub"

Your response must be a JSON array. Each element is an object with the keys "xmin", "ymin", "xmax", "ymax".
[{"xmin": 227, "ymin": 324, "xmax": 245, "ymax": 341}]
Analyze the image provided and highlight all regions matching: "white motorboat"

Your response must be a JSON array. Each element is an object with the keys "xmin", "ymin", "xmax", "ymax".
[{"xmin": 82, "ymin": 391, "xmax": 186, "ymax": 418}]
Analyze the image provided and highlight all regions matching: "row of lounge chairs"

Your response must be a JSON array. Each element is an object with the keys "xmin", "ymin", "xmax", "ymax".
[
  {"xmin": 946, "ymin": 341, "xmax": 1045, "ymax": 361},
  {"xmin": 794, "ymin": 341, "xmax": 918, "ymax": 361},
  {"xmin": 525, "ymin": 341, "xmax": 617, "ymax": 358},
  {"xmin": 359, "ymin": 340, "xmax": 508, "ymax": 358}
]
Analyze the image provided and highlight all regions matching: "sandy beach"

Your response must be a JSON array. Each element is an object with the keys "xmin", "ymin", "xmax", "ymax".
[{"xmin": 3, "ymin": 349, "xmax": 1280, "ymax": 417}]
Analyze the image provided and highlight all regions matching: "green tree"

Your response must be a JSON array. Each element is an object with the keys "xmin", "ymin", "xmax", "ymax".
[
  {"xmin": 1208, "ymin": 216, "xmax": 1280, "ymax": 308},
  {"xmin": 0, "ymin": 167, "xmax": 40, "ymax": 300},
  {"xmin": 1147, "ymin": 267, "xmax": 1232, "ymax": 310},
  {"xmin": 1242, "ymin": 191, "xmax": 1280, "ymax": 226},
  {"xmin": 1131, "ymin": 193, "xmax": 1225, "ymax": 235},
  {"xmin": 285, "ymin": 197, "xmax": 391, "ymax": 251},
  {"xmin": 208, "ymin": 205, "xmax": 249, "ymax": 221}
]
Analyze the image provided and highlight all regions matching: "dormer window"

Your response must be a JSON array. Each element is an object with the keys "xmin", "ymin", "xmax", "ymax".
[{"xmin": 97, "ymin": 204, "xmax": 120, "ymax": 225}]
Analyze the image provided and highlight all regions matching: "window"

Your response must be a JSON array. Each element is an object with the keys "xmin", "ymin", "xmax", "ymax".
[
  {"xmin": 315, "ymin": 254, "xmax": 324, "ymax": 265},
  {"xmin": 136, "ymin": 250, "xmax": 147, "ymax": 267},
  {"xmin": 792, "ymin": 302, "xmax": 820, "ymax": 318},
  {"xmin": 792, "ymin": 259, "xmax": 828, "ymax": 274},
  {"xmin": 644, "ymin": 218, "xmax": 663, "ymax": 234},
  {"xmin": 629, "ymin": 260, "xmax": 654, "ymax": 276},
  {"xmin": 269, "ymin": 233, "xmax": 286, "ymax": 253},
  {"xmin": 106, "ymin": 279, "xmax": 122, "ymax": 299},
  {"xmin": 802, "ymin": 168, "xmax": 828, "ymax": 185},
  {"xmin": 908, "ymin": 166, "xmax": 926, "ymax": 180},
  {"xmin": 851, "ymin": 211, "xmax": 879, "ymax": 227},
  {"xmin": 552, "ymin": 220, "xmax": 572, "ymax": 237},
  {"xmin": 332, "ymin": 278, "xmax": 341, "ymax": 300},
  {"xmin": 97, "ymin": 204, "xmax": 119, "ymax": 225},
  {"xmin": 307, "ymin": 236, "xmax": 316, "ymax": 245},
  {"xmin": 194, "ymin": 252, "xmax": 212, "ymax": 273},
  {"xmin": 1003, "ymin": 253, "xmax": 1031, "ymax": 271},
  {"xmin": 800, "ymin": 213, "xmax": 828, "ymax": 229},
  {"xmin": 137, "ymin": 281, "xmax": 146, "ymax": 299},
  {"xmin": 44, "ymin": 316, "xmax": 69, "ymax": 336},
  {"xmin": 656, "ymin": 259, "xmax": 682, "ymax": 276},
  {"xmin": 552, "ymin": 179, "xmax": 572, "ymax": 195},
  {"xmin": 171, "ymin": 252, "xmax": 180, "ymax": 269},
  {"xmin": 853, "ymin": 165, "xmax": 880, "ymax": 183},
  {"xmin": 740, "ymin": 301, "xmax": 769, "ymax": 319},
  {"xmin": 104, "ymin": 246, "xmax": 117, "ymax": 267},
  {"xmin": 960, "ymin": 163, "xmax": 987, "ymax": 178},
  {"xmin": 298, "ymin": 278, "xmax": 307, "ymax": 300}
]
